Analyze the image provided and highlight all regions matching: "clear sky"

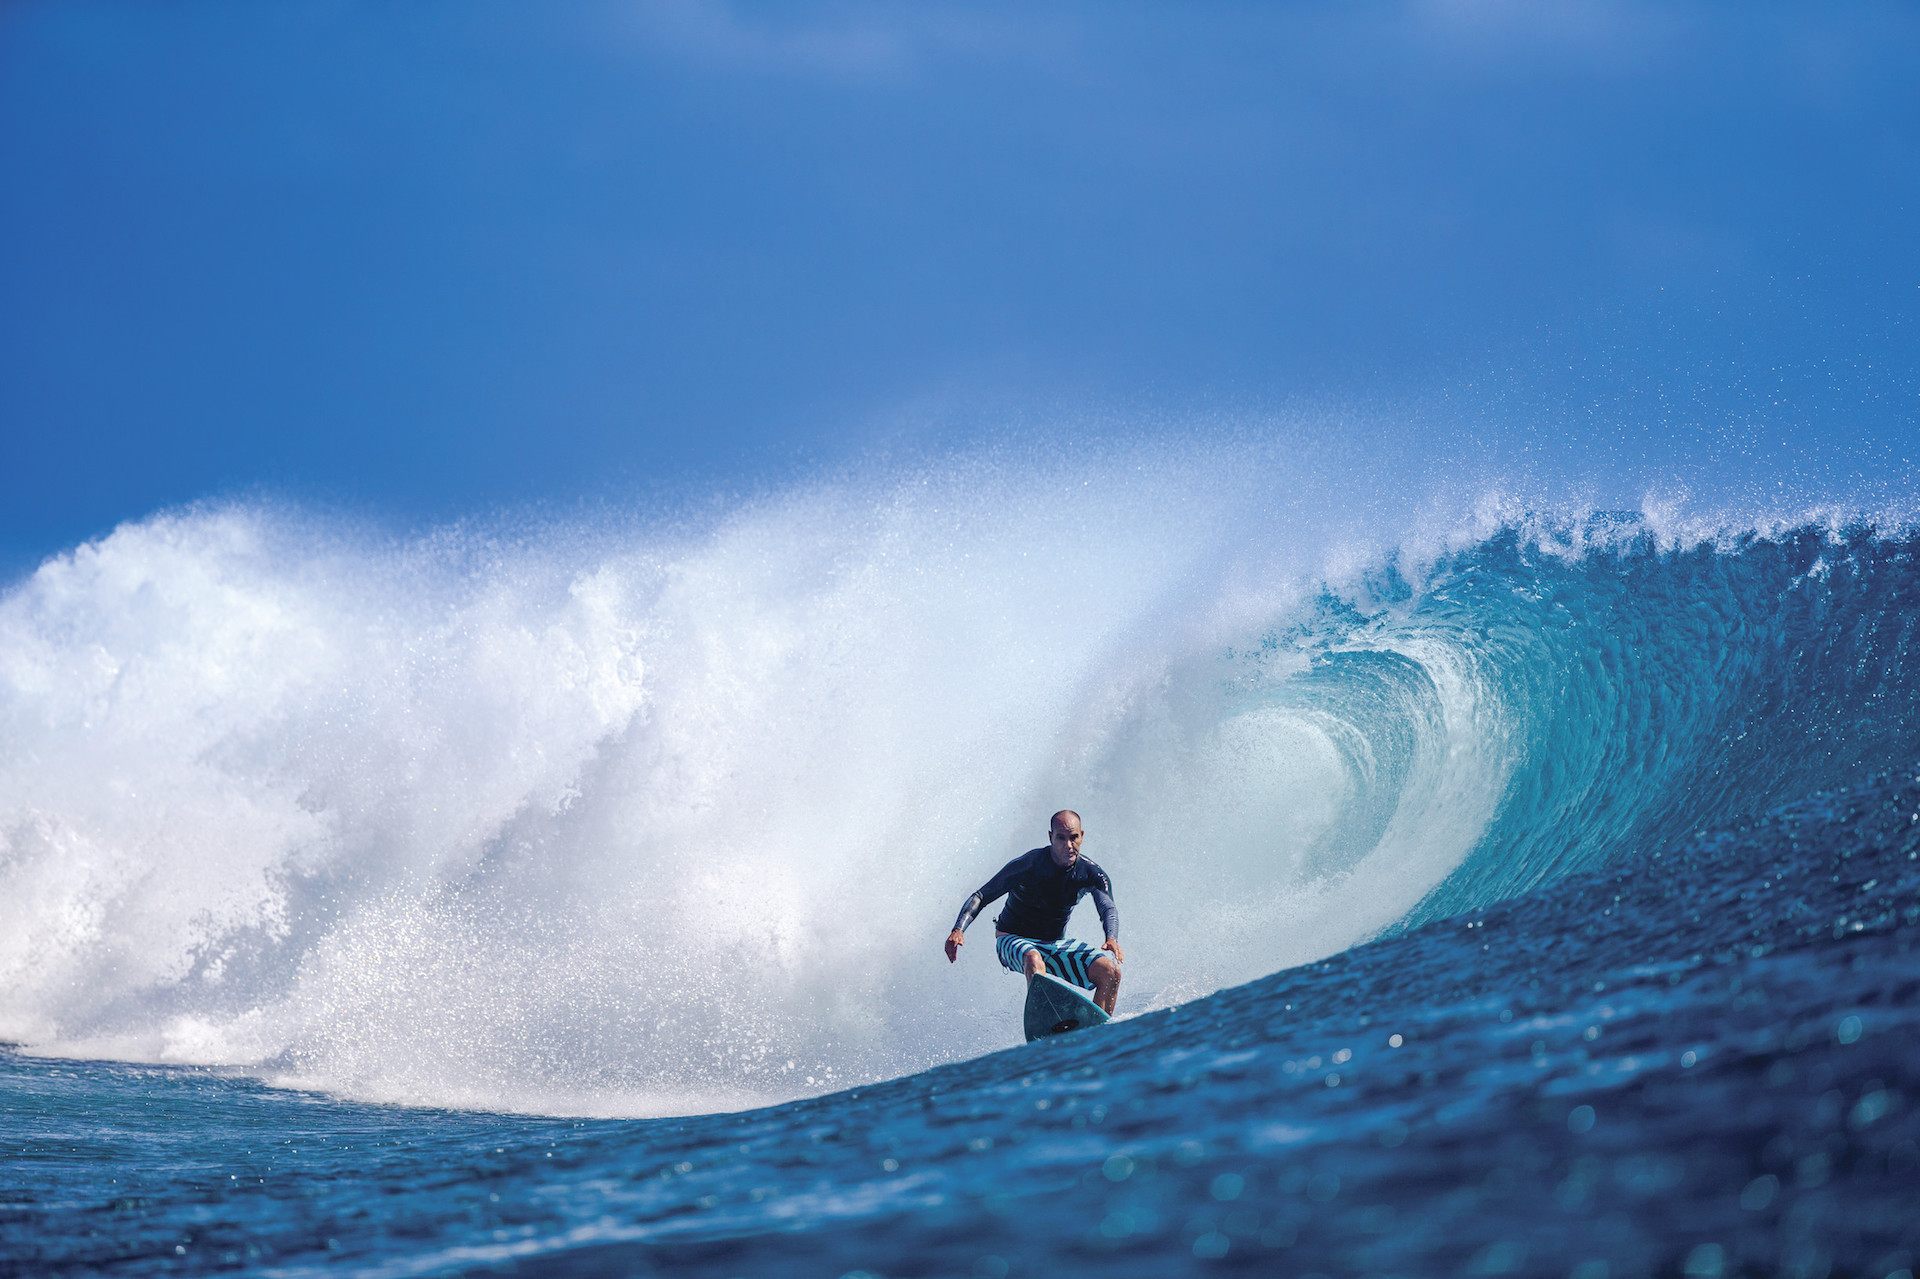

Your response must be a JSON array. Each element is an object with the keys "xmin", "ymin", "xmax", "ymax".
[{"xmin": 3, "ymin": 1, "xmax": 1916, "ymax": 573}]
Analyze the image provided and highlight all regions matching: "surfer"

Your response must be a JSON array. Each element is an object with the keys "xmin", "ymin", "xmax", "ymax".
[{"xmin": 944, "ymin": 810, "xmax": 1124, "ymax": 1014}]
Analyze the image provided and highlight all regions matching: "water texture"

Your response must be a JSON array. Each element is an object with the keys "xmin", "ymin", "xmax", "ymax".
[{"xmin": 3, "ymin": 476, "xmax": 1918, "ymax": 1276}]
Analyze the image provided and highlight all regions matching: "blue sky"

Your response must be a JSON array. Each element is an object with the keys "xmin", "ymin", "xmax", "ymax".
[{"xmin": 3, "ymin": 1, "xmax": 1916, "ymax": 571}]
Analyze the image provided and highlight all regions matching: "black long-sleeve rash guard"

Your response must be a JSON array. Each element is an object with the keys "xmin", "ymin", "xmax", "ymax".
[{"xmin": 952, "ymin": 847, "xmax": 1119, "ymax": 944}]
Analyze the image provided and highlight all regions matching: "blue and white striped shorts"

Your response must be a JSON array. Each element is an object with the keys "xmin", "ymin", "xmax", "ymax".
[{"xmin": 995, "ymin": 934, "xmax": 1110, "ymax": 990}]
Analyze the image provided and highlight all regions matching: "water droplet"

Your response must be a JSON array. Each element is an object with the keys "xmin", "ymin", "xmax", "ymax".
[
  {"xmin": 1683, "ymin": 1242, "xmax": 1725, "ymax": 1277},
  {"xmin": 1192, "ymin": 1231, "xmax": 1229, "ymax": 1259},
  {"xmin": 1848, "ymin": 1090, "xmax": 1889, "ymax": 1130},
  {"xmin": 1739, "ymin": 1174, "xmax": 1778, "ymax": 1211}
]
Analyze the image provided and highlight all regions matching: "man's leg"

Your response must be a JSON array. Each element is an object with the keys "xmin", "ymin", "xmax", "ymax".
[
  {"xmin": 997, "ymin": 933, "xmax": 1042, "ymax": 979},
  {"xmin": 1089, "ymin": 955, "xmax": 1121, "ymax": 1014}
]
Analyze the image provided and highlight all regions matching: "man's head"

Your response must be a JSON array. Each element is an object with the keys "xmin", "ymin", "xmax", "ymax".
[{"xmin": 1047, "ymin": 810, "xmax": 1084, "ymax": 867}]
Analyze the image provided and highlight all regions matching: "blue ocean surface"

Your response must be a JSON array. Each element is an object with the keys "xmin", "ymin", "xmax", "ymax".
[{"xmin": 3, "ymin": 497, "xmax": 1919, "ymax": 1278}]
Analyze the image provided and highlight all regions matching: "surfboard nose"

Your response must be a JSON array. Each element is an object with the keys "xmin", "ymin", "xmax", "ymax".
[{"xmin": 1024, "ymin": 971, "xmax": 1112, "ymax": 1042}]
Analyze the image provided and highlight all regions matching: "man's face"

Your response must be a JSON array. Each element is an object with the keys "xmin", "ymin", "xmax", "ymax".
[{"xmin": 1048, "ymin": 817, "xmax": 1084, "ymax": 868}]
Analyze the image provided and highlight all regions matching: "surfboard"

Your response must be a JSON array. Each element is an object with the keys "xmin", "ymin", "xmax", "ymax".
[{"xmin": 1023, "ymin": 971, "xmax": 1111, "ymax": 1043}]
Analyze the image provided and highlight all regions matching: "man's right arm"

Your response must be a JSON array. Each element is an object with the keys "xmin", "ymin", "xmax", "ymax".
[
  {"xmin": 945, "ymin": 853, "xmax": 1028, "ymax": 962},
  {"xmin": 953, "ymin": 853, "xmax": 1026, "ymax": 933}
]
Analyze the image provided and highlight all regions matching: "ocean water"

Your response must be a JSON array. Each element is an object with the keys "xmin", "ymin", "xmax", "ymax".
[{"xmin": 3, "ymin": 460, "xmax": 1918, "ymax": 1277}]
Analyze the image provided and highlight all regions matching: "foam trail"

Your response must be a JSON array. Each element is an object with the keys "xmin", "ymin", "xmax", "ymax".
[{"xmin": 3, "ymin": 450, "xmax": 1906, "ymax": 1115}]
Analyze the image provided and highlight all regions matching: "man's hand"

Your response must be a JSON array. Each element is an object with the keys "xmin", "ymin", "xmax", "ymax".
[
  {"xmin": 1102, "ymin": 938, "xmax": 1125, "ymax": 965},
  {"xmin": 945, "ymin": 929, "xmax": 966, "ymax": 963}
]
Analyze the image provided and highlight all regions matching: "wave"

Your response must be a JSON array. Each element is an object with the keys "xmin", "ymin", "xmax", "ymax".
[{"xmin": 0, "ymin": 458, "xmax": 1914, "ymax": 1115}]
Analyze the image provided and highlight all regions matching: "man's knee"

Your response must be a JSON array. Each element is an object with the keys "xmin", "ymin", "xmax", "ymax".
[
  {"xmin": 1091, "ymin": 956, "xmax": 1121, "ymax": 987},
  {"xmin": 1023, "ymin": 951, "xmax": 1046, "ymax": 975}
]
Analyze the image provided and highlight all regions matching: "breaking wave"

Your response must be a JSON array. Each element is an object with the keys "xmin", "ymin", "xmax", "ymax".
[{"xmin": 1, "ymin": 447, "xmax": 1914, "ymax": 1114}]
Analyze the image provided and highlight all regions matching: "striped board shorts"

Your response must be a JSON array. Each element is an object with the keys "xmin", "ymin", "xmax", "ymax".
[{"xmin": 995, "ymin": 933, "xmax": 1110, "ymax": 990}]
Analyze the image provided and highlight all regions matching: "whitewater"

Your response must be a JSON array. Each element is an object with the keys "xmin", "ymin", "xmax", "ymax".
[{"xmin": 4, "ymin": 446, "xmax": 1918, "ymax": 1277}]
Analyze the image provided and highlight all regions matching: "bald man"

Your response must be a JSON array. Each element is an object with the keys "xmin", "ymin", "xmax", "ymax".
[{"xmin": 944, "ymin": 810, "xmax": 1124, "ymax": 1014}]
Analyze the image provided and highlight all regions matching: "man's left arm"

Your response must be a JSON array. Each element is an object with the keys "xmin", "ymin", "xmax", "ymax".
[{"xmin": 1089, "ymin": 870, "xmax": 1123, "ymax": 965}]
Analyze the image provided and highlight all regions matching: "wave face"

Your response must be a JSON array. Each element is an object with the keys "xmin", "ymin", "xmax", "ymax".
[{"xmin": 1, "ymin": 459, "xmax": 1915, "ymax": 1115}]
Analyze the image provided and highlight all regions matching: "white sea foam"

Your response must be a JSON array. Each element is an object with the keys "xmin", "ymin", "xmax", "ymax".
[{"xmin": 0, "ymin": 447, "xmax": 1560, "ymax": 1115}]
